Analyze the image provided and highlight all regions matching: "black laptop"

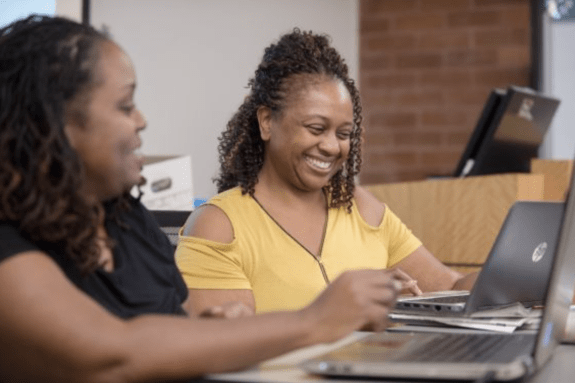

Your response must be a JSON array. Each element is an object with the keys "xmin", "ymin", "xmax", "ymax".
[{"xmin": 395, "ymin": 200, "xmax": 564, "ymax": 315}]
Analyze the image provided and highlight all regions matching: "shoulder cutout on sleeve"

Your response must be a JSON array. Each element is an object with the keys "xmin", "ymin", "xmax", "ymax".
[
  {"xmin": 181, "ymin": 204, "xmax": 235, "ymax": 244},
  {"xmin": 354, "ymin": 186, "xmax": 386, "ymax": 227}
]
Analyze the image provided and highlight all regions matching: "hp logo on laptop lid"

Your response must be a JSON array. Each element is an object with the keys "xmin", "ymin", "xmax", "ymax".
[{"xmin": 532, "ymin": 242, "xmax": 548, "ymax": 263}]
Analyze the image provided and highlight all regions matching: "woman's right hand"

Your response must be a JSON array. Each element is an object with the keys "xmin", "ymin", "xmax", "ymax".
[{"xmin": 300, "ymin": 269, "xmax": 402, "ymax": 344}]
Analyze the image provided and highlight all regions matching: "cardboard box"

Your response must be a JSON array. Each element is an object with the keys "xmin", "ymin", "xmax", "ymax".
[{"xmin": 132, "ymin": 155, "xmax": 193, "ymax": 211}]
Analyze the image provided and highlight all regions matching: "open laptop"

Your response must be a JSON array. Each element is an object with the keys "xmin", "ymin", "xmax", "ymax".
[
  {"xmin": 301, "ymin": 162, "xmax": 575, "ymax": 381},
  {"xmin": 395, "ymin": 200, "xmax": 565, "ymax": 315}
]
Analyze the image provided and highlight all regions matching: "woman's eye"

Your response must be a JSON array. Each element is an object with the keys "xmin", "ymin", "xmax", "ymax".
[
  {"xmin": 120, "ymin": 104, "xmax": 135, "ymax": 114},
  {"xmin": 337, "ymin": 131, "xmax": 352, "ymax": 139},
  {"xmin": 307, "ymin": 125, "xmax": 324, "ymax": 134}
]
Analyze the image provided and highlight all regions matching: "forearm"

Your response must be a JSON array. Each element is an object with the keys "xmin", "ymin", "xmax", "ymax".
[
  {"xmin": 0, "ymin": 254, "xmax": 320, "ymax": 383},
  {"xmin": 115, "ymin": 310, "xmax": 318, "ymax": 381},
  {"xmin": 452, "ymin": 271, "xmax": 479, "ymax": 291},
  {"xmin": 1, "ymin": 255, "xmax": 396, "ymax": 383}
]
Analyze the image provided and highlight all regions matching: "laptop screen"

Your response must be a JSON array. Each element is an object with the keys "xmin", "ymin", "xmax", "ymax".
[
  {"xmin": 454, "ymin": 86, "xmax": 560, "ymax": 177},
  {"xmin": 533, "ymin": 156, "xmax": 575, "ymax": 369}
]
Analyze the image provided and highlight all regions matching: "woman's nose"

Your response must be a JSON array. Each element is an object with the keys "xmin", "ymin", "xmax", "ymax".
[
  {"xmin": 136, "ymin": 109, "xmax": 147, "ymax": 132},
  {"xmin": 318, "ymin": 132, "xmax": 339, "ymax": 154}
]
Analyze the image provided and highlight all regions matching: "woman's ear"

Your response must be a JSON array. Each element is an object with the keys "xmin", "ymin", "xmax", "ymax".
[
  {"xmin": 256, "ymin": 106, "xmax": 272, "ymax": 141},
  {"xmin": 63, "ymin": 123, "xmax": 79, "ymax": 150}
]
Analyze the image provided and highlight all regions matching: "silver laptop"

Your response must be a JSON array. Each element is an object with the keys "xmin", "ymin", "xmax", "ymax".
[
  {"xmin": 301, "ymin": 165, "xmax": 575, "ymax": 381},
  {"xmin": 395, "ymin": 200, "xmax": 564, "ymax": 315}
]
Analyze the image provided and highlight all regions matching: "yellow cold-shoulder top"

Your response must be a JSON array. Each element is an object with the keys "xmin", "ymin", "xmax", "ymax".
[{"xmin": 176, "ymin": 187, "xmax": 422, "ymax": 313}]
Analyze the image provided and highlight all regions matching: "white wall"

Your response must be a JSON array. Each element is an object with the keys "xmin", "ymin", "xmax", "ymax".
[
  {"xmin": 55, "ymin": 0, "xmax": 81, "ymax": 21},
  {"xmin": 541, "ymin": 15, "xmax": 575, "ymax": 160},
  {"xmin": 91, "ymin": 0, "xmax": 358, "ymax": 199}
]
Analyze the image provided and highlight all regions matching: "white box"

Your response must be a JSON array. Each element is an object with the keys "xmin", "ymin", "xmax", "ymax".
[{"xmin": 132, "ymin": 155, "xmax": 194, "ymax": 211}]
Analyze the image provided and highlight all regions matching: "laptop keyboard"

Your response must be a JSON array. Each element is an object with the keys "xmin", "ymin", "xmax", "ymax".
[{"xmin": 393, "ymin": 333, "xmax": 528, "ymax": 363}]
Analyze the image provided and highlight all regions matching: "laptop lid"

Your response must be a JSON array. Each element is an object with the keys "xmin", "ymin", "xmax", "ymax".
[
  {"xmin": 301, "ymin": 162, "xmax": 575, "ymax": 381},
  {"xmin": 466, "ymin": 201, "xmax": 564, "ymax": 312},
  {"xmin": 395, "ymin": 201, "xmax": 564, "ymax": 315}
]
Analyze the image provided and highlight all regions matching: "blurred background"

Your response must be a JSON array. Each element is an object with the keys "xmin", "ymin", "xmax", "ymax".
[{"xmin": 2, "ymin": 0, "xmax": 573, "ymax": 201}]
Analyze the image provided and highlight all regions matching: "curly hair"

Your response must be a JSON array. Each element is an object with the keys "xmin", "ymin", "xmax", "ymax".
[
  {"xmin": 216, "ymin": 28, "xmax": 363, "ymax": 211},
  {"xmin": 0, "ymin": 15, "xmax": 114, "ymax": 274}
]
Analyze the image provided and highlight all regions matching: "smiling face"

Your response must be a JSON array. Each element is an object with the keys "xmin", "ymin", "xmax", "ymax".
[
  {"xmin": 257, "ymin": 76, "xmax": 353, "ymax": 194},
  {"xmin": 65, "ymin": 41, "xmax": 146, "ymax": 201}
]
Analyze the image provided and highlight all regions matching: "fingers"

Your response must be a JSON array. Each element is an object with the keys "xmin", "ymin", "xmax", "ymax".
[
  {"xmin": 401, "ymin": 279, "xmax": 422, "ymax": 296},
  {"xmin": 388, "ymin": 268, "xmax": 422, "ymax": 296},
  {"xmin": 349, "ymin": 270, "xmax": 401, "ymax": 330}
]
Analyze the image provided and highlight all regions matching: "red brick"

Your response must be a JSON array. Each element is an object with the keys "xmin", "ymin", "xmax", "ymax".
[
  {"xmin": 370, "ymin": 112, "xmax": 418, "ymax": 128},
  {"xmin": 360, "ymin": 92, "xmax": 394, "ymax": 107},
  {"xmin": 366, "ymin": 151, "xmax": 419, "ymax": 167},
  {"xmin": 475, "ymin": 28, "xmax": 529, "ymax": 47},
  {"xmin": 421, "ymin": 0, "xmax": 471, "ymax": 10},
  {"xmin": 420, "ymin": 70, "xmax": 473, "ymax": 86},
  {"xmin": 394, "ymin": 132, "xmax": 444, "ymax": 146},
  {"xmin": 396, "ymin": 52, "xmax": 443, "ymax": 69},
  {"xmin": 365, "ymin": 73, "xmax": 416, "ymax": 88},
  {"xmin": 360, "ymin": 169, "xmax": 415, "ymax": 185},
  {"xmin": 363, "ymin": 34, "xmax": 417, "ymax": 51},
  {"xmin": 447, "ymin": 10, "xmax": 500, "ymax": 27},
  {"xmin": 361, "ymin": 0, "xmax": 417, "ymax": 14},
  {"xmin": 420, "ymin": 151, "xmax": 461, "ymax": 166},
  {"xmin": 361, "ymin": 54, "xmax": 392, "ymax": 71},
  {"xmin": 421, "ymin": 111, "xmax": 469, "ymax": 126},
  {"xmin": 497, "ymin": 46, "xmax": 530, "ymax": 67},
  {"xmin": 395, "ymin": 14, "xmax": 445, "ymax": 30},
  {"xmin": 473, "ymin": 0, "xmax": 528, "ymax": 7},
  {"xmin": 474, "ymin": 67, "xmax": 530, "ymax": 87},
  {"xmin": 363, "ymin": 132, "xmax": 395, "ymax": 147},
  {"xmin": 358, "ymin": 0, "xmax": 531, "ymax": 185},
  {"xmin": 448, "ymin": 131, "xmax": 474, "ymax": 146},
  {"xmin": 418, "ymin": 32, "xmax": 470, "ymax": 49},
  {"xmin": 419, "ymin": 165, "xmax": 456, "ymax": 178},
  {"xmin": 498, "ymin": 7, "xmax": 531, "ymax": 28},
  {"xmin": 444, "ymin": 88, "xmax": 493, "ymax": 105},
  {"xmin": 445, "ymin": 49, "xmax": 498, "ymax": 66},
  {"xmin": 395, "ymin": 90, "xmax": 445, "ymax": 105},
  {"xmin": 361, "ymin": 18, "xmax": 390, "ymax": 34}
]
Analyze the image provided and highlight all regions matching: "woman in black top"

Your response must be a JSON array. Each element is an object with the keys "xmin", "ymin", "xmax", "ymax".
[{"xmin": 0, "ymin": 15, "xmax": 403, "ymax": 382}]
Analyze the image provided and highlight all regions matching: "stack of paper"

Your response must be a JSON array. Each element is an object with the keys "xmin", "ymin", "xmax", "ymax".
[{"xmin": 390, "ymin": 303, "xmax": 542, "ymax": 333}]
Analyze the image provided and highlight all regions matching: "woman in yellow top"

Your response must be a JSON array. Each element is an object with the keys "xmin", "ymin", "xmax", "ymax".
[{"xmin": 176, "ymin": 29, "xmax": 477, "ymax": 314}]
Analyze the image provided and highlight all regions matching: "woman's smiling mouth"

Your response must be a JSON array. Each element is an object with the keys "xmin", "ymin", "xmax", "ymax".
[{"xmin": 304, "ymin": 155, "xmax": 333, "ymax": 170}]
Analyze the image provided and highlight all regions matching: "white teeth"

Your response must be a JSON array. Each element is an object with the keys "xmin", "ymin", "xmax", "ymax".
[{"xmin": 305, "ymin": 156, "xmax": 331, "ymax": 170}]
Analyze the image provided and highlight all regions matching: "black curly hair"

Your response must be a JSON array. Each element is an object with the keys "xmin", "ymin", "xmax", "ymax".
[
  {"xmin": 215, "ymin": 28, "xmax": 363, "ymax": 211},
  {"xmin": 0, "ymin": 15, "xmax": 124, "ymax": 274}
]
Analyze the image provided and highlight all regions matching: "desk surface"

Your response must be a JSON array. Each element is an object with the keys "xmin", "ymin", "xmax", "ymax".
[{"xmin": 206, "ymin": 331, "xmax": 575, "ymax": 383}]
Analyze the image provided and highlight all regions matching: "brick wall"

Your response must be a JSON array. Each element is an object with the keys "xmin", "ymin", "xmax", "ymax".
[{"xmin": 359, "ymin": 0, "xmax": 531, "ymax": 185}]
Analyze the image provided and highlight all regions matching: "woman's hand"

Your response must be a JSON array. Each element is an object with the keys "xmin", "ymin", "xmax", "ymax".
[
  {"xmin": 389, "ymin": 267, "xmax": 422, "ymax": 296},
  {"xmin": 300, "ymin": 269, "xmax": 404, "ymax": 344}
]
